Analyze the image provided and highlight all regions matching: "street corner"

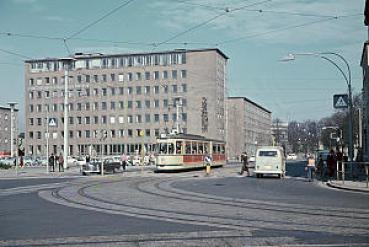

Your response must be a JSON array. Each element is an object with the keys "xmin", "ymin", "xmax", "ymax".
[{"xmin": 326, "ymin": 180, "xmax": 369, "ymax": 194}]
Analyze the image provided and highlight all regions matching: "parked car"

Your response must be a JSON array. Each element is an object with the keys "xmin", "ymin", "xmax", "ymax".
[{"xmin": 81, "ymin": 157, "xmax": 123, "ymax": 175}]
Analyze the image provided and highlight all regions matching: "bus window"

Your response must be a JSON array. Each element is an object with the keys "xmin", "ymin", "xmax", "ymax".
[
  {"xmin": 185, "ymin": 141, "xmax": 191, "ymax": 154},
  {"xmin": 192, "ymin": 141, "xmax": 198, "ymax": 154},
  {"xmin": 176, "ymin": 141, "xmax": 183, "ymax": 154},
  {"xmin": 198, "ymin": 142, "xmax": 204, "ymax": 154}
]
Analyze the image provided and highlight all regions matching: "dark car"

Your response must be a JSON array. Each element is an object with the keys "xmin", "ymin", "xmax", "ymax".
[{"xmin": 81, "ymin": 157, "xmax": 122, "ymax": 175}]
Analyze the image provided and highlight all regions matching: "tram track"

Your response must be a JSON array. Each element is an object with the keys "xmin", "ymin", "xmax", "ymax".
[{"xmin": 39, "ymin": 177, "xmax": 369, "ymax": 236}]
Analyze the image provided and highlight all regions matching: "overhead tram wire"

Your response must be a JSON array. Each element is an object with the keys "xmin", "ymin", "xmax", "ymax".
[
  {"xmin": 216, "ymin": 14, "xmax": 359, "ymax": 45},
  {"xmin": 153, "ymin": 0, "xmax": 272, "ymax": 49},
  {"xmin": 0, "ymin": 48, "xmax": 32, "ymax": 60},
  {"xmin": 66, "ymin": 0, "xmax": 136, "ymax": 40}
]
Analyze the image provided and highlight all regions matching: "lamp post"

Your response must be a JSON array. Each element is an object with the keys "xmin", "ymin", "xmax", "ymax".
[
  {"xmin": 60, "ymin": 58, "xmax": 75, "ymax": 170},
  {"xmin": 282, "ymin": 52, "xmax": 354, "ymax": 162}
]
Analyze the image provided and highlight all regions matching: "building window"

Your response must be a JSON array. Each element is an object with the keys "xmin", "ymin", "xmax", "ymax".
[
  {"xmin": 85, "ymin": 117, "xmax": 90, "ymax": 124},
  {"xmin": 29, "ymin": 78, "xmax": 34, "ymax": 86},
  {"xmin": 136, "ymin": 86, "xmax": 141, "ymax": 95},
  {"xmin": 136, "ymin": 115, "xmax": 142, "ymax": 123},
  {"xmin": 127, "ymin": 115, "xmax": 133, "ymax": 123},
  {"xmin": 163, "ymin": 114, "xmax": 168, "ymax": 122},
  {"xmin": 119, "ymin": 87, "xmax": 124, "ymax": 95},
  {"xmin": 145, "ymin": 129, "xmax": 150, "ymax": 137},
  {"xmin": 110, "ymin": 116, "xmax": 116, "ymax": 124},
  {"xmin": 163, "ymin": 99, "xmax": 168, "ymax": 108},
  {"xmin": 145, "ymin": 72, "xmax": 150, "ymax": 80},
  {"xmin": 144, "ymin": 86, "xmax": 150, "ymax": 94},
  {"xmin": 111, "ymin": 74, "xmax": 116, "ymax": 81},
  {"xmin": 172, "ymin": 85, "xmax": 178, "ymax": 93},
  {"xmin": 85, "ymin": 75, "xmax": 90, "ymax": 83},
  {"xmin": 154, "ymin": 100, "xmax": 159, "ymax": 108},
  {"xmin": 118, "ymin": 74, "xmax": 124, "ymax": 82},
  {"xmin": 127, "ymin": 101, "xmax": 132, "ymax": 108},
  {"xmin": 155, "ymin": 129, "xmax": 160, "ymax": 137},
  {"xmin": 145, "ymin": 114, "xmax": 151, "ymax": 123},
  {"xmin": 85, "ymin": 130, "xmax": 91, "ymax": 138},
  {"xmin": 145, "ymin": 100, "xmax": 150, "ymax": 108},
  {"xmin": 182, "ymin": 84, "xmax": 187, "ymax": 92},
  {"xmin": 181, "ymin": 70, "xmax": 187, "ymax": 78},
  {"xmin": 102, "ymin": 74, "xmax": 107, "ymax": 82},
  {"xmin": 163, "ymin": 71, "xmax": 168, "ymax": 79},
  {"xmin": 136, "ymin": 101, "xmax": 141, "ymax": 109},
  {"xmin": 77, "ymin": 116, "xmax": 82, "ymax": 124},
  {"xmin": 172, "ymin": 70, "xmax": 177, "ymax": 79},
  {"xmin": 118, "ymin": 116, "xmax": 124, "ymax": 124},
  {"xmin": 111, "ymin": 87, "xmax": 115, "ymax": 96},
  {"xmin": 136, "ymin": 72, "xmax": 141, "ymax": 80},
  {"xmin": 101, "ymin": 116, "xmax": 107, "ymax": 124},
  {"xmin": 128, "ymin": 73, "xmax": 133, "ymax": 81},
  {"xmin": 119, "ymin": 101, "xmax": 124, "ymax": 109},
  {"xmin": 127, "ymin": 87, "xmax": 133, "ymax": 95},
  {"xmin": 102, "ymin": 102, "xmax": 107, "ymax": 110},
  {"xmin": 154, "ymin": 71, "xmax": 159, "ymax": 80},
  {"xmin": 163, "ymin": 85, "xmax": 168, "ymax": 94},
  {"xmin": 154, "ymin": 86, "xmax": 159, "ymax": 94},
  {"xmin": 94, "ymin": 116, "xmax": 99, "ymax": 124},
  {"xmin": 37, "ymin": 118, "xmax": 42, "ymax": 126},
  {"xmin": 128, "ymin": 129, "xmax": 133, "ymax": 137},
  {"xmin": 102, "ymin": 88, "xmax": 107, "ymax": 96},
  {"xmin": 154, "ymin": 114, "xmax": 159, "ymax": 122}
]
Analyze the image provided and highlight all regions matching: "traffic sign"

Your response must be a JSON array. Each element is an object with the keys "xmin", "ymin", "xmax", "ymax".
[
  {"xmin": 48, "ymin": 118, "xmax": 58, "ymax": 127},
  {"xmin": 333, "ymin": 94, "xmax": 348, "ymax": 109}
]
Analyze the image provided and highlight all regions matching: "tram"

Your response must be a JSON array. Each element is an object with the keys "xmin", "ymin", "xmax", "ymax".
[{"xmin": 155, "ymin": 132, "xmax": 226, "ymax": 171}]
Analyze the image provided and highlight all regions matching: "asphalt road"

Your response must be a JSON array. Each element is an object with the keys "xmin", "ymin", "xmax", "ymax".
[{"xmin": 0, "ymin": 161, "xmax": 368, "ymax": 246}]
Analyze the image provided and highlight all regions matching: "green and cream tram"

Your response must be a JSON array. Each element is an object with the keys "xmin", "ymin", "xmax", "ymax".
[{"xmin": 155, "ymin": 133, "xmax": 226, "ymax": 171}]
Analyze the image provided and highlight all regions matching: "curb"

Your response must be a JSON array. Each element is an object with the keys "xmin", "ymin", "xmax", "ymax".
[{"xmin": 326, "ymin": 182, "xmax": 369, "ymax": 194}]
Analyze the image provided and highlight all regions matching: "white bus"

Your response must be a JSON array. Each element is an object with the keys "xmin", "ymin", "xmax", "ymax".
[{"xmin": 254, "ymin": 146, "xmax": 285, "ymax": 178}]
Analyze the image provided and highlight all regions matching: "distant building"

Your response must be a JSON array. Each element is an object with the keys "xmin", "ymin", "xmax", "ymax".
[
  {"xmin": 226, "ymin": 97, "xmax": 272, "ymax": 161},
  {"xmin": 24, "ymin": 48, "xmax": 228, "ymax": 156},
  {"xmin": 0, "ymin": 105, "xmax": 18, "ymax": 156}
]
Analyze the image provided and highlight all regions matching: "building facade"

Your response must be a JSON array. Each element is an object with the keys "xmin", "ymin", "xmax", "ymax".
[
  {"xmin": 226, "ymin": 97, "xmax": 272, "ymax": 161},
  {"xmin": 0, "ymin": 106, "xmax": 18, "ymax": 156},
  {"xmin": 25, "ymin": 49, "xmax": 228, "ymax": 157},
  {"xmin": 361, "ymin": 42, "xmax": 369, "ymax": 160}
]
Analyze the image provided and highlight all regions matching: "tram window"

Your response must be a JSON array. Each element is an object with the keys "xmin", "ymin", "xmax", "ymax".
[
  {"xmin": 185, "ymin": 142, "xmax": 191, "ymax": 154},
  {"xmin": 176, "ymin": 141, "xmax": 182, "ymax": 154},
  {"xmin": 192, "ymin": 142, "xmax": 198, "ymax": 154},
  {"xmin": 159, "ymin": 143, "xmax": 174, "ymax": 154},
  {"xmin": 220, "ymin": 145, "xmax": 225, "ymax": 154},
  {"xmin": 213, "ymin": 144, "xmax": 218, "ymax": 154},
  {"xmin": 204, "ymin": 143, "xmax": 209, "ymax": 154},
  {"xmin": 198, "ymin": 143, "xmax": 204, "ymax": 154}
]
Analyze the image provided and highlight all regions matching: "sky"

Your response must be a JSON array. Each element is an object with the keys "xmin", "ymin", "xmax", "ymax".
[{"xmin": 0, "ymin": 0, "xmax": 366, "ymax": 131}]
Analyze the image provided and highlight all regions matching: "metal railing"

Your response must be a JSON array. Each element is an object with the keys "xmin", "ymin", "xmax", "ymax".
[{"xmin": 336, "ymin": 161, "xmax": 369, "ymax": 188}]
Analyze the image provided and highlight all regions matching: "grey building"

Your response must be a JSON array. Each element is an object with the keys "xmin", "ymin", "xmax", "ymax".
[
  {"xmin": 0, "ymin": 105, "xmax": 18, "ymax": 156},
  {"xmin": 24, "ymin": 48, "xmax": 228, "ymax": 156},
  {"xmin": 226, "ymin": 97, "xmax": 272, "ymax": 161}
]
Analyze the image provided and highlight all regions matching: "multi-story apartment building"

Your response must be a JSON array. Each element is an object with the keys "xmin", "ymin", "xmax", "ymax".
[
  {"xmin": 25, "ymin": 48, "xmax": 228, "ymax": 157},
  {"xmin": 226, "ymin": 97, "xmax": 272, "ymax": 161},
  {"xmin": 0, "ymin": 105, "xmax": 18, "ymax": 156}
]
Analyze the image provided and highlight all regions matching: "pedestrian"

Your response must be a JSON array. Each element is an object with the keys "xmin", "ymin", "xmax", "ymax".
[
  {"xmin": 48, "ymin": 153, "xmax": 55, "ymax": 172},
  {"xmin": 239, "ymin": 152, "xmax": 249, "ymax": 176},
  {"xmin": 327, "ymin": 149, "xmax": 336, "ymax": 181},
  {"xmin": 316, "ymin": 154, "xmax": 324, "ymax": 180},
  {"xmin": 19, "ymin": 156, "xmax": 24, "ymax": 169},
  {"xmin": 85, "ymin": 154, "xmax": 91, "ymax": 165},
  {"xmin": 58, "ymin": 153, "xmax": 64, "ymax": 172},
  {"xmin": 306, "ymin": 154, "xmax": 315, "ymax": 182},
  {"xmin": 204, "ymin": 153, "xmax": 212, "ymax": 166},
  {"xmin": 121, "ymin": 153, "xmax": 128, "ymax": 171}
]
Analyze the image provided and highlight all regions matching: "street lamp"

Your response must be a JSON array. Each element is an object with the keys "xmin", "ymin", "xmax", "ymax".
[
  {"xmin": 60, "ymin": 57, "xmax": 75, "ymax": 170},
  {"xmin": 281, "ymin": 52, "xmax": 354, "ymax": 161}
]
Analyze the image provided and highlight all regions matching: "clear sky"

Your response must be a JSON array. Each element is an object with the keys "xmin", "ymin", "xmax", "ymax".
[{"xmin": 0, "ymin": 0, "xmax": 365, "ymax": 131}]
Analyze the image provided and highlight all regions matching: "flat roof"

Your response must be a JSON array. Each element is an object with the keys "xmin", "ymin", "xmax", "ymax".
[
  {"xmin": 228, "ymin": 97, "xmax": 271, "ymax": 114},
  {"xmin": 0, "ymin": 106, "xmax": 19, "ymax": 111},
  {"xmin": 25, "ymin": 48, "xmax": 229, "ymax": 63}
]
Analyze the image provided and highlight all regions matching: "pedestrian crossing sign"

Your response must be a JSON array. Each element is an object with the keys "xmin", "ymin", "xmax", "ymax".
[
  {"xmin": 48, "ymin": 118, "xmax": 58, "ymax": 127},
  {"xmin": 333, "ymin": 94, "xmax": 348, "ymax": 109}
]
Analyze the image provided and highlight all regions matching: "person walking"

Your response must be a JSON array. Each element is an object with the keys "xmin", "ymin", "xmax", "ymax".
[
  {"xmin": 327, "ymin": 149, "xmax": 336, "ymax": 181},
  {"xmin": 239, "ymin": 152, "xmax": 249, "ymax": 176},
  {"xmin": 306, "ymin": 154, "xmax": 316, "ymax": 182},
  {"xmin": 58, "ymin": 153, "xmax": 64, "ymax": 172},
  {"xmin": 121, "ymin": 153, "xmax": 128, "ymax": 171},
  {"xmin": 48, "ymin": 153, "xmax": 55, "ymax": 172}
]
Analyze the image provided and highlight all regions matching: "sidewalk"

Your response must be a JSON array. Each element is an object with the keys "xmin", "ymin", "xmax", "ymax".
[
  {"xmin": 0, "ymin": 166, "xmax": 82, "ymax": 179},
  {"xmin": 326, "ymin": 180, "xmax": 369, "ymax": 193}
]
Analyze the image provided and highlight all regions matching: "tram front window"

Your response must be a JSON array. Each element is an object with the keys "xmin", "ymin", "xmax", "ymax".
[{"xmin": 159, "ymin": 143, "xmax": 175, "ymax": 154}]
